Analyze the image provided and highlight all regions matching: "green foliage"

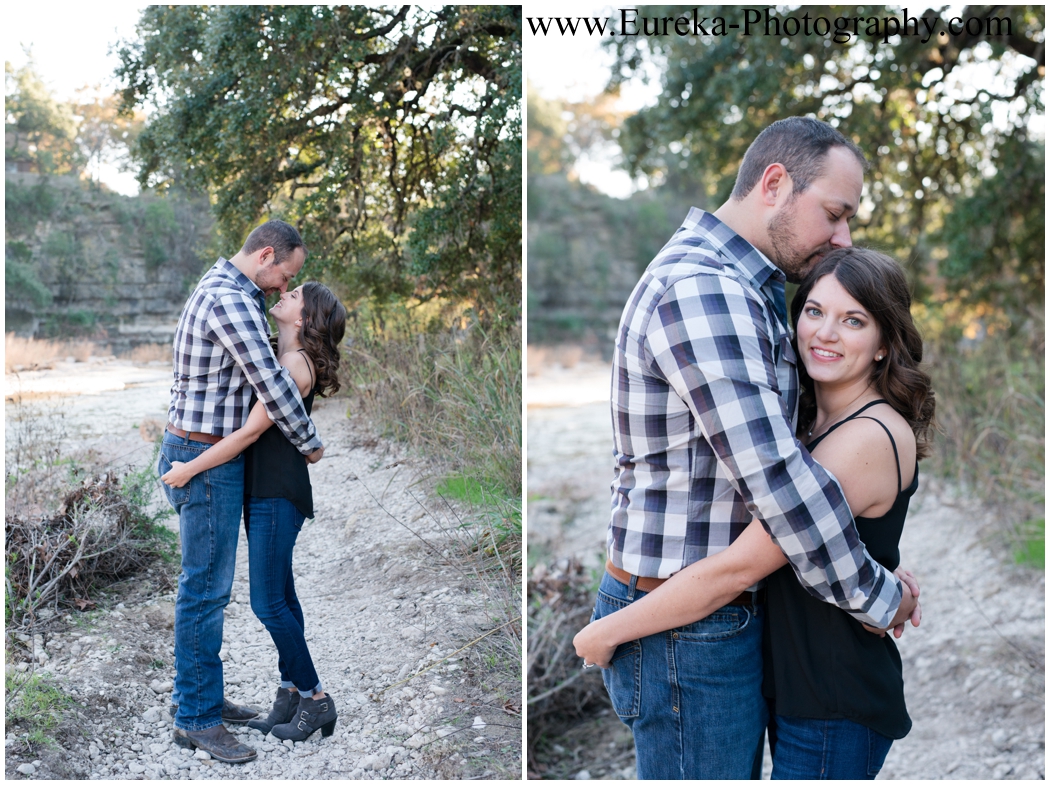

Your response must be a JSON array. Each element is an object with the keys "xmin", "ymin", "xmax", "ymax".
[
  {"xmin": 5, "ymin": 178, "xmax": 56, "ymax": 238},
  {"xmin": 40, "ymin": 309, "xmax": 96, "ymax": 338},
  {"xmin": 1014, "ymin": 518, "xmax": 1044, "ymax": 568},
  {"xmin": 438, "ymin": 475, "xmax": 505, "ymax": 506},
  {"xmin": 936, "ymin": 137, "xmax": 1044, "ymax": 319},
  {"xmin": 607, "ymin": 4, "xmax": 1043, "ymax": 314},
  {"xmin": 5, "ymin": 241, "xmax": 52, "ymax": 307},
  {"xmin": 142, "ymin": 200, "xmax": 178, "ymax": 269},
  {"xmin": 116, "ymin": 5, "xmax": 522, "ymax": 320},
  {"xmin": 4, "ymin": 672, "xmax": 74, "ymax": 746},
  {"xmin": 4, "ymin": 62, "xmax": 84, "ymax": 175}
]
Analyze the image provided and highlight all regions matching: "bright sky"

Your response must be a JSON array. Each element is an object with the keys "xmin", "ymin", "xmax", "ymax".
[
  {"xmin": 525, "ymin": 4, "xmax": 654, "ymax": 198},
  {"xmin": 5, "ymin": 1, "xmax": 149, "ymax": 195}
]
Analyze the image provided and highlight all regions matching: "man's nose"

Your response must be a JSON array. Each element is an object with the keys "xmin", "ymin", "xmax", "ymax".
[{"xmin": 831, "ymin": 220, "xmax": 853, "ymax": 249}]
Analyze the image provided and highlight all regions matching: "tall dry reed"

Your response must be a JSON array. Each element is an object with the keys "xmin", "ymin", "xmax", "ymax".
[
  {"xmin": 345, "ymin": 309, "xmax": 521, "ymax": 499},
  {"xmin": 924, "ymin": 323, "xmax": 1044, "ymax": 556},
  {"xmin": 4, "ymin": 334, "xmax": 99, "ymax": 372}
]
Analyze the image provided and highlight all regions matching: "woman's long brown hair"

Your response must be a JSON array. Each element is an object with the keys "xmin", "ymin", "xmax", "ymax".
[{"xmin": 296, "ymin": 282, "xmax": 346, "ymax": 397}]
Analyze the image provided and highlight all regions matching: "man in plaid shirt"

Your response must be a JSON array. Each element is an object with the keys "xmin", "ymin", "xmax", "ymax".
[
  {"xmin": 591, "ymin": 118, "xmax": 916, "ymax": 778},
  {"xmin": 158, "ymin": 220, "xmax": 323, "ymax": 763}
]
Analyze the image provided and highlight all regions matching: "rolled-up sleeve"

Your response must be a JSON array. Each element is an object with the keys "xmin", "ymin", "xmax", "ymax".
[
  {"xmin": 206, "ymin": 294, "xmax": 323, "ymax": 455},
  {"xmin": 646, "ymin": 273, "xmax": 902, "ymax": 628}
]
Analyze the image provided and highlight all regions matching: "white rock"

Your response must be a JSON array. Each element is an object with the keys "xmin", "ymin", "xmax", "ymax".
[
  {"xmin": 16, "ymin": 763, "xmax": 36, "ymax": 775},
  {"xmin": 128, "ymin": 762, "xmax": 147, "ymax": 773},
  {"xmin": 430, "ymin": 685, "xmax": 448, "ymax": 696},
  {"xmin": 150, "ymin": 743, "xmax": 169, "ymax": 755},
  {"xmin": 471, "ymin": 716, "xmax": 486, "ymax": 729},
  {"xmin": 193, "ymin": 749, "xmax": 211, "ymax": 760},
  {"xmin": 142, "ymin": 707, "xmax": 163, "ymax": 723},
  {"xmin": 574, "ymin": 770, "xmax": 592, "ymax": 780},
  {"xmin": 149, "ymin": 679, "xmax": 173, "ymax": 694}
]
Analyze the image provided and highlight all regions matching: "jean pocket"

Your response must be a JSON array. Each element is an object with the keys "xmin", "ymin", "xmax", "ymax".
[
  {"xmin": 867, "ymin": 727, "xmax": 893, "ymax": 776},
  {"xmin": 594, "ymin": 593, "xmax": 642, "ymax": 720},
  {"xmin": 158, "ymin": 454, "xmax": 191, "ymax": 509},
  {"xmin": 673, "ymin": 605, "xmax": 752, "ymax": 642}
]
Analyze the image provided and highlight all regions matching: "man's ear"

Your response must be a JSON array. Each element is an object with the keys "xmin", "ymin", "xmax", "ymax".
[
  {"xmin": 759, "ymin": 163, "xmax": 791, "ymax": 207},
  {"xmin": 257, "ymin": 245, "xmax": 276, "ymax": 266}
]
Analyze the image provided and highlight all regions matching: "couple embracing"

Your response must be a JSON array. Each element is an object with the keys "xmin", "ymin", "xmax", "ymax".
[
  {"xmin": 157, "ymin": 220, "xmax": 348, "ymax": 763},
  {"xmin": 574, "ymin": 117, "xmax": 935, "ymax": 779}
]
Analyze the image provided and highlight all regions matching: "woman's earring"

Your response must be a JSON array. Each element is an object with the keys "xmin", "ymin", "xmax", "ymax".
[{"xmin": 876, "ymin": 354, "xmax": 883, "ymax": 361}]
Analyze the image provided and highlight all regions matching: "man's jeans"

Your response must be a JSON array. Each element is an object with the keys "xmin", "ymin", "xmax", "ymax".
[
  {"xmin": 594, "ymin": 571, "xmax": 767, "ymax": 779},
  {"xmin": 769, "ymin": 715, "xmax": 893, "ymax": 780},
  {"xmin": 159, "ymin": 432, "xmax": 244, "ymax": 732},
  {"xmin": 244, "ymin": 496, "xmax": 322, "ymax": 696}
]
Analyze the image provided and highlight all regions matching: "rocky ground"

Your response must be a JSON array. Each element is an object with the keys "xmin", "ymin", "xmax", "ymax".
[
  {"xmin": 6, "ymin": 392, "xmax": 521, "ymax": 780},
  {"xmin": 527, "ymin": 357, "xmax": 1044, "ymax": 781}
]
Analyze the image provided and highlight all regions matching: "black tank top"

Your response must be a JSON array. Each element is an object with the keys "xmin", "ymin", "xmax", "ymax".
[
  {"xmin": 244, "ymin": 349, "xmax": 315, "ymax": 518},
  {"xmin": 763, "ymin": 399, "xmax": 917, "ymax": 740}
]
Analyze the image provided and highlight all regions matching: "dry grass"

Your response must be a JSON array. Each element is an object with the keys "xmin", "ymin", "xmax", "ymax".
[
  {"xmin": 119, "ymin": 343, "xmax": 171, "ymax": 364},
  {"xmin": 5, "ymin": 334, "xmax": 101, "ymax": 372},
  {"xmin": 526, "ymin": 343, "xmax": 593, "ymax": 376}
]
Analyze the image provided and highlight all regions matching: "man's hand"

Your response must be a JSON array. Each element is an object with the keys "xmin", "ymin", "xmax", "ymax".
[
  {"xmin": 863, "ymin": 567, "xmax": 921, "ymax": 638},
  {"xmin": 305, "ymin": 446, "xmax": 325, "ymax": 464},
  {"xmin": 161, "ymin": 461, "xmax": 194, "ymax": 488},
  {"xmin": 573, "ymin": 620, "xmax": 618, "ymax": 670}
]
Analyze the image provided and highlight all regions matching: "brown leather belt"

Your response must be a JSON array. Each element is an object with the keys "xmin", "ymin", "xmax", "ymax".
[
  {"xmin": 166, "ymin": 424, "xmax": 223, "ymax": 445},
  {"xmin": 605, "ymin": 560, "xmax": 765, "ymax": 605}
]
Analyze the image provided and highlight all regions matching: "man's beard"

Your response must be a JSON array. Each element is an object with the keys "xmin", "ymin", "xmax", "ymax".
[{"xmin": 767, "ymin": 204, "xmax": 831, "ymax": 284}]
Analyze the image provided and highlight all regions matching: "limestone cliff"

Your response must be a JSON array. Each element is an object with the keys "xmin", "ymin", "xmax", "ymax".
[{"xmin": 5, "ymin": 174, "xmax": 214, "ymax": 350}]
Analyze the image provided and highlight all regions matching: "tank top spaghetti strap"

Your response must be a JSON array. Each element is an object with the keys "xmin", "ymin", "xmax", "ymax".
[{"xmin": 807, "ymin": 399, "xmax": 903, "ymax": 494}]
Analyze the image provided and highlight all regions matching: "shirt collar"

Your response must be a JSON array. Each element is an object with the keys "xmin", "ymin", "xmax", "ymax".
[
  {"xmin": 682, "ymin": 207, "xmax": 786, "ymax": 291},
  {"xmin": 217, "ymin": 257, "xmax": 266, "ymax": 307}
]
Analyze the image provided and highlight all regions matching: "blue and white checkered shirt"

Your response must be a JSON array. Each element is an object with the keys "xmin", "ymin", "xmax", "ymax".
[
  {"xmin": 607, "ymin": 208, "xmax": 902, "ymax": 628},
  {"xmin": 167, "ymin": 257, "xmax": 322, "ymax": 455}
]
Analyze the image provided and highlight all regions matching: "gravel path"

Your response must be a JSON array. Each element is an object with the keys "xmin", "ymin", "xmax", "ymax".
[
  {"xmin": 527, "ymin": 360, "xmax": 1044, "ymax": 780},
  {"xmin": 7, "ymin": 394, "xmax": 521, "ymax": 779}
]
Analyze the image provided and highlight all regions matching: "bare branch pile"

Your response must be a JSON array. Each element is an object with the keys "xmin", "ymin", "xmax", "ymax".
[
  {"xmin": 527, "ymin": 559, "xmax": 610, "ymax": 773},
  {"xmin": 5, "ymin": 474, "xmax": 158, "ymax": 629}
]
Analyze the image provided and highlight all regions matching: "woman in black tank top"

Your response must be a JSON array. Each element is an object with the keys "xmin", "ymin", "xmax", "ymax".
[
  {"xmin": 162, "ymin": 282, "xmax": 347, "ymax": 743},
  {"xmin": 573, "ymin": 248, "xmax": 935, "ymax": 778}
]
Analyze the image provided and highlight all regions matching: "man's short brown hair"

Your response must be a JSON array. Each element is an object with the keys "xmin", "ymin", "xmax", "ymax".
[{"xmin": 731, "ymin": 117, "xmax": 868, "ymax": 200}]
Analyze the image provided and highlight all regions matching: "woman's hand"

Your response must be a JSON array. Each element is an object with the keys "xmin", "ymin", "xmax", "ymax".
[
  {"xmin": 863, "ymin": 569, "xmax": 921, "ymax": 638},
  {"xmin": 161, "ymin": 461, "xmax": 194, "ymax": 488},
  {"xmin": 573, "ymin": 619, "xmax": 619, "ymax": 669}
]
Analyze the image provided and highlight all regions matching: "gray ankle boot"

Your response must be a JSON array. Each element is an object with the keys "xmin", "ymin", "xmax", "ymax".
[
  {"xmin": 247, "ymin": 687, "xmax": 298, "ymax": 734},
  {"xmin": 271, "ymin": 692, "xmax": 337, "ymax": 741}
]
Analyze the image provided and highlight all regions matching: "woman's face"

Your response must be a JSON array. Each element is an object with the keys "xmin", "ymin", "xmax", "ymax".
[
  {"xmin": 796, "ymin": 274, "xmax": 885, "ymax": 389},
  {"xmin": 269, "ymin": 284, "xmax": 306, "ymax": 327}
]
